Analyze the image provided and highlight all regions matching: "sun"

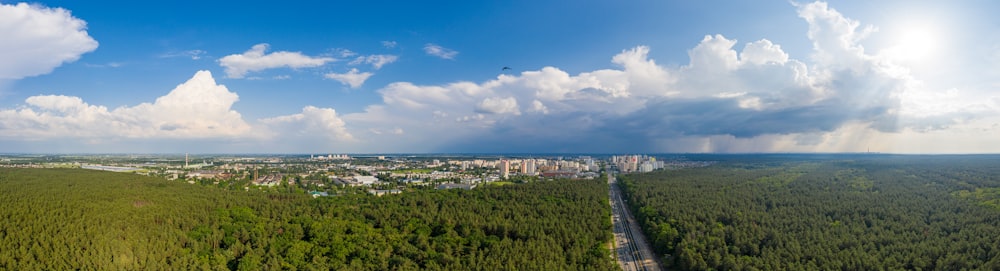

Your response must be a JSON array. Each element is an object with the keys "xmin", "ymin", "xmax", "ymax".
[
  {"xmin": 883, "ymin": 23, "xmax": 941, "ymax": 64},
  {"xmin": 897, "ymin": 28, "xmax": 935, "ymax": 59}
]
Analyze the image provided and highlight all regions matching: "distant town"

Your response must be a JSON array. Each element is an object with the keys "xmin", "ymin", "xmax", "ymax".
[{"xmin": 0, "ymin": 153, "xmax": 713, "ymax": 197}]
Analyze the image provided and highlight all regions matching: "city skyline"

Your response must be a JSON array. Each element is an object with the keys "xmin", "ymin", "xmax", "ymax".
[{"xmin": 2, "ymin": 1, "xmax": 999, "ymax": 154}]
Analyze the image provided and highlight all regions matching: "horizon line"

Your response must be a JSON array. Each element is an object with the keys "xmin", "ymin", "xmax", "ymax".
[{"xmin": 3, "ymin": 152, "xmax": 1000, "ymax": 156}]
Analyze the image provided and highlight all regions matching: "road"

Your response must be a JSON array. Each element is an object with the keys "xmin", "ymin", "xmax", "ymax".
[{"xmin": 608, "ymin": 172, "xmax": 661, "ymax": 271}]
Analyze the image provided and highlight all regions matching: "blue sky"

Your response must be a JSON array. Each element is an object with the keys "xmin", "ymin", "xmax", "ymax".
[{"xmin": 2, "ymin": 1, "xmax": 999, "ymax": 153}]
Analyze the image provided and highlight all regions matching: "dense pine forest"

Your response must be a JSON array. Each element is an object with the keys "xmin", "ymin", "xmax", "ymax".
[
  {"xmin": 0, "ymin": 168, "xmax": 615, "ymax": 270},
  {"xmin": 619, "ymin": 155, "xmax": 1000, "ymax": 270}
]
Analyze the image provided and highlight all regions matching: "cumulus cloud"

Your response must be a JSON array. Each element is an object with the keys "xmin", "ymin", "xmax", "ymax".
[
  {"xmin": 219, "ymin": 43, "xmax": 334, "ymax": 78},
  {"xmin": 795, "ymin": 1, "xmax": 874, "ymax": 69},
  {"xmin": 531, "ymin": 100, "xmax": 550, "ymax": 114},
  {"xmin": 0, "ymin": 2, "xmax": 98, "ymax": 79},
  {"xmin": 325, "ymin": 68, "xmax": 373, "ymax": 88},
  {"xmin": 381, "ymin": 41, "xmax": 397, "ymax": 48},
  {"xmin": 475, "ymin": 97, "xmax": 520, "ymax": 115},
  {"xmin": 424, "ymin": 43, "xmax": 458, "ymax": 59},
  {"xmin": 259, "ymin": 106, "xmax": 354, "ymax": 142},
  {"xmin": 2, "ymin": 1, "xmax": 991, "ymax": 154},
  {"xmin": 687, "ymin": 35, "xmax": 740, "ymax": 71},
  {"xmin": 741, "ymin": 39, "xmax": 789, "ymax": 65},
  {"xmin": 334, "ymin": 1, "xmax": 989, "ymax": 153},
  {"xmin": 340, "ymin": 64, "xmax": 648, "ymax": 151},
  {"xmin": 0, "ymin": 71, "xmax": 251, "ymax": 139},
  {"xmin": 349, "ymin": 54, "xmax": 398, "ymax": 69},
  {"xmin": 611, "ymin": 46, "xmax": 672, "ymax": 97},
  {"xmin": 0, "ymin": 70, "xmax": 360, "ymax": 152}
]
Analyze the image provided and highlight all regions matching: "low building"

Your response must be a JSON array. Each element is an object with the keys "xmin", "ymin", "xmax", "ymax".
[
  {"xmin": 300, "ymin": 179, "xmax": 326, "ymax": 187},
  {"xmin": 354, "ymin": 175, "xmax": 379, "ymax": 185},
  {"xmin": 310, "ymin": 191, "xmax": 329, "ymax": 198},
  {"xmin": 189, "ymin": 170, "xmax": 226, "ymax": 179},
  {"xmin": 540, "ymin": 171, "xmax": 577, "ymax": 178},
  {"xmin": 81, "ymin": 164, "xmax": 140, "ymax": 172},
  {"xmin": 578, "ymin": 172, "xmax": 599, "ymax": 179},
  {"xmin": 400, "ymin": 178, "xmax": 424, "ymax": 185},
  {"xmin": 436, "ymin": 183, "xmax": 476, "ymax": 190},
  {"xmin": 334, "ymin": 175, "xmax": 380, "ymax": 187},
  {"xmin": 368, "ymin": 189, "xmax": 401, "ymax": 196},
  {"xmin": 252, "ymin": 174, "xmax": 283, "ymax": 186}
]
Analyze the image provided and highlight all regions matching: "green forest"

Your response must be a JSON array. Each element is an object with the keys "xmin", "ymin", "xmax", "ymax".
[
  {"xmin": 0, "ymin": 168, "xmax": 615, "ymax": 270},
  {"xmin": 619, "ymin": 155, "xmax": 1000, "ymax": 270}
]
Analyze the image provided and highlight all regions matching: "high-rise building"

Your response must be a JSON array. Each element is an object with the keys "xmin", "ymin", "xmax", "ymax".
[
  {"xmin": 500, "ymin": 159, "xmax": 510, "ymax": 178},
  {"xmin": 526, "ymin": 159, "xmax": 536, "ymax": 175},
  {"xmin": 640, "ymin": 162, "xmax": 654, "ymax": 172}
]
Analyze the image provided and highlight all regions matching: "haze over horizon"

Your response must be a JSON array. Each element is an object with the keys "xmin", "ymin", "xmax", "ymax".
[{"xmin": 2, "ymin": 1, "xmax": 999, "ymax": 154}]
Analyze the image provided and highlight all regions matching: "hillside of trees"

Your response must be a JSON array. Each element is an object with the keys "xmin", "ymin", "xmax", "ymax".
[
  {"xmin": 0, "ymin": 168, "xmax": 615, "ymax": 270},
  {"xmin": 619, "ymin": 155, "xmax": 1000, "ymax": 270}
]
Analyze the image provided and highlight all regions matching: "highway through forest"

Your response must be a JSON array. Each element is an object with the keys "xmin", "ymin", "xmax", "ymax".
[{"xmin": 608, "ymin": 171, "xmax": 661, "ymax": 271}]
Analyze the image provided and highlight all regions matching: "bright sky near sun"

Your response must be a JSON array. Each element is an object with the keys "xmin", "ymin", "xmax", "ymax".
[{"xmin": 1, "ymin": 0, "xmax": 999, "ymax": 154}]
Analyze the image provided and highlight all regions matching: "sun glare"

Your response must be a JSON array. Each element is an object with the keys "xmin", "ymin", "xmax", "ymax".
[
  {"xmin": 898, "ymin": 28, "xmax": 935, "ymax": 58},
  {"xmin": 884, "ymin": 23, "xmax": 941, "ymax": 64}
]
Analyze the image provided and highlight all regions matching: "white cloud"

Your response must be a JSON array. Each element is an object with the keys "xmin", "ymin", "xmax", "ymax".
[
  {"xmin": 84, "ymin": 62, "xmax": 124, "ymax": 68},
  {"xmin": 367, "ymin": 127, "xmax": 404, "ymax": 135},
  {"xmin": 674, "ymin": 34, "xmax": 811, "ymax": 102},
  {"xmin": 259, "ymin": 106, "xmax": 354, "ymax": 142},
  {"xmin": 0, "ymin": 71, "xmax": 361, "ymax": 152},
  {"xmin": 456, "ymin": 114, "xmax": 485, "ymax": 123},
  {"xmin": 381, "ymin": 41, "xmax": 397, "ymax": 48},
  {"xmin": 334, "ymin": 48, "xmax": 357, "ymax": 58},
  {"xmin": 0, "ymin": 2, "xmax": 98, "ymax": 79},
  {"xmin": 219, "ymin": 43, "xmax": 334, "ymax": 78},
  {"xmin": 325, "ymin": 68, "xmax": 373, "ymax": 88},
  {"xmin": 349, "ymin": 54, "xmax": 398, "ymax": 69},
  {"xmin": 2, "ymin": 1, "xmax": 994, "ymax": 154},
  {"xmin": 687, "ymin": 35, "xmax": 740, "ymax": 71},
  {"xmin": 0, "ymin": 70, "xmax": 251, "ymax": 139},
  {"xmin": 332, "ymin": 1, "xmax": 996, "ymax": 153},
  {"xmin": 160, "ymin": 50, "xmax": 206, "ymax": 60},
  {"xmin": 795, "ymin": 1, "xmax": 874, "ymax": 69},
  {"xmin": 336, "ymin": 64, "xmax": 648, "ymax": 151},
  {"xmin": 531, "ymin": 100, "xmax": 549, "ymax": 114},
  {"xmin": 741, "ymin": 39, "xmax": 789, "ymax": 65},
  {"xmin": 475, "ymin": 97, "xmax": 520, "ymax": 115},
  {"xmin": 610, "ymin": 46, "xmax": 672, "ymax": 97},
  {"xmin": 424, "ymin": 43, "xmax": 459, "ymax": 59}
]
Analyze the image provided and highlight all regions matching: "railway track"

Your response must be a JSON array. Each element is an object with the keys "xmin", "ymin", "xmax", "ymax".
[{"xmin": 609, "ymin": 173, "xmax": 660, "ymax": 271}]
